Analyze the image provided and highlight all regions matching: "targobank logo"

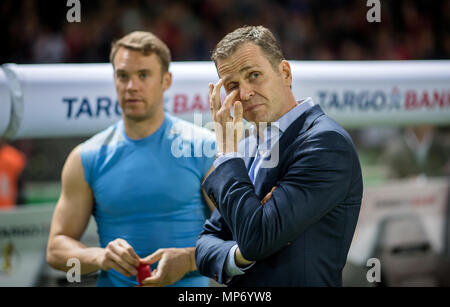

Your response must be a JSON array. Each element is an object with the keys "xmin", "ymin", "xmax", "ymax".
[
  {"xmin": 317, "ymin": 88, "xmax": 450, "ymax": 112},
  {"xmin": 62, "ymin": 97, "xmax": 121, "ymax": 119}
]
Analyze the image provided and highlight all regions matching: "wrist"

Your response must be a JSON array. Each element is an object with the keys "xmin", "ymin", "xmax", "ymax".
[
  {"xmin": 217, "ymin": 143, "xmax": 238, "ymax": 155},
  {"xmin": 234, "ymin": 247, "xmax": 253, "ymax": 268},
  {"xmin": 214, "ymin": 151, "xmax": 227, "ymax": 160},
  {"xmin": 185, "ymin": 247, "xmax": 196, "ymax": 272},
  {"xmin": 68, "ymin": 247, "xmax": 105, "ymax": 274},
  {"xmin": 215, "ymin": 151, "xmax": 240, "ymax": 160},
  {"xmin": 90, "ymin": 247, "xmax": 107, "ymax": 270}
]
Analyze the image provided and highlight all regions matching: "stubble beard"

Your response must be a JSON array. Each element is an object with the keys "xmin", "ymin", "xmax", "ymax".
[{"xmin": 122, "ymin": 99, "xmax": 162, "ymax": 124}]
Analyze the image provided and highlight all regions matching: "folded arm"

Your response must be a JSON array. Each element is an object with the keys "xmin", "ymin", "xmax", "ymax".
[{"xmin": 202, "ymin": 131, "xmax": 353, "ymax": 261}]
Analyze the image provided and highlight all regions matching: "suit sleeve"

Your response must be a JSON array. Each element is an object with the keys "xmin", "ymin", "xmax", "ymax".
[
  {"xmin": 201, "ymin": 130, "xmax": 354, "ymax": 261},
  {"xmin": 195, "ymin": 209, "xmax": 237, "ymax": 284}
]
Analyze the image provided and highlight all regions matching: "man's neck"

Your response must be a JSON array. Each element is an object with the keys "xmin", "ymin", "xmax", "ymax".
[
  {"xmin": 257, "ymin": 94, "xmax": 298, "ymax": 142},
  {"xmin": 276, "ymin": 91, "xmax": 298, "ymax": 123},
  {"xmin": 123, "ymin": 110, "xmax": 165, "ymax": 140}
]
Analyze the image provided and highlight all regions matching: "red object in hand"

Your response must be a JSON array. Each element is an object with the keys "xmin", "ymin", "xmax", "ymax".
[{"xmin": 137, "ymin": 263, "xmax": 151, "ymax": 286}]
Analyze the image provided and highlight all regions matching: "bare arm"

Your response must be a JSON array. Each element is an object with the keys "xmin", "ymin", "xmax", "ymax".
[
  {"xmin": 46, "ymin": 146, "xmax": 139, "ymax": 276},
  {"xmin": 46, "ymin": 146, "xmax": 102, "ymax": 274}
]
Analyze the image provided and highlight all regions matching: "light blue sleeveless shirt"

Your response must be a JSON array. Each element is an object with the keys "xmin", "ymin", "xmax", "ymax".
[{"xmin": 81, "ymin": 113, "xmax": 215, "ymax": 287}]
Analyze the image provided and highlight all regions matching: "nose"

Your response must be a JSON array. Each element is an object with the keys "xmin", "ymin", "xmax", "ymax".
[
  {"xmin": 239, "ymin": 82, "xmax": 255, "ymax": 101},
  {"xmin": 126, "ymin": 76, "xmax": 139, "ymax": 92}
]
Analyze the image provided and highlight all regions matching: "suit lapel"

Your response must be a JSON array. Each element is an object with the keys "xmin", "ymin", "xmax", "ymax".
[
  {"xmin": 253, "ymin": 105, "xmax": 325, "ymax": 196},
  {"xmin": 238, "ymin": 134, "xmax": 258, "ymax": 170}
]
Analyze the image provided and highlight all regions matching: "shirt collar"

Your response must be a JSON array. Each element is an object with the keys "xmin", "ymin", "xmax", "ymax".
[{"xmin": 250, "ymin": 97, "xmax": 315, "ymax": 140}]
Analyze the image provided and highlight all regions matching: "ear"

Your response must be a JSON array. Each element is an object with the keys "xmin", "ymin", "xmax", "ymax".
[
  {"xmin": 162, "ymin": 71, "xmax": 172, "ymax": 91},
  {"xmin": 278, "ymin": 60, "xmax": 292, "ymax": 87}
]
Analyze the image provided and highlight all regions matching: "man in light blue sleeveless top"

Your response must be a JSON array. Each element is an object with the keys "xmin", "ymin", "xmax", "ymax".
[{"xmin": 46, "ymin": 31, "xmax": 215, "ymax": 287}]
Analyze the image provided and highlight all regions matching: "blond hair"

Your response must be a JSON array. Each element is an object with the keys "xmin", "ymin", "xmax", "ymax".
[{"xmin": 110, "ymin": 31, "xmax": 171, "ymax": 73}]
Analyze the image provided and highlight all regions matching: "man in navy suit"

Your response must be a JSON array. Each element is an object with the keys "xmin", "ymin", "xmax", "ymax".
[{"xmin": 196, "ymin": 26, "xmax": 363, "ymax": 286}]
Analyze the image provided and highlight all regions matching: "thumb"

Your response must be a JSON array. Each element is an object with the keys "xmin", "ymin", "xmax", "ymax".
[{"xmin": 141, "ymin": 249, "xmax": 165, "ymax": 265}]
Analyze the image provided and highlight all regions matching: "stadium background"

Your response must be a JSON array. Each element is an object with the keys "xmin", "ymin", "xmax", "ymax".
[{"xmin": 0, "ymin": 0, "xmax": 449, "ymax": 287}]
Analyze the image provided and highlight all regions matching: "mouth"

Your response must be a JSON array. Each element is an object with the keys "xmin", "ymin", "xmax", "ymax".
[
  {"xmin": 125, "ymin": 98, "xmax": 143, "ymax": 104},
  {"xmin": 244, "ymin": 104, "xmax": 263, "ymax": 112}
]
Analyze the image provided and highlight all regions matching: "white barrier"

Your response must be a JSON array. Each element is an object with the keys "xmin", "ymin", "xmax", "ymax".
[
  {"xmin": 0, "ymin": 69, "xmax": 11, "ymax": 138},
  {"xmin": 1, "ymin": 61, "xmax": 449, "ymax": 139},
  {"xmin": 348, "ymin": 177, "xmax": 450, "ymax": 266},
  {"xmin": 0, "ymin": 204, "xmax": 98, "ymax": 286},
  {"xmin": 0, "ymin": 205, "xmax": 54, "ymax": 286}
]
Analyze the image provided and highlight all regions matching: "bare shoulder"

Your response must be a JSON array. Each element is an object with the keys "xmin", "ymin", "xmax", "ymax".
[
  {"xmin": 61, "ymin": 145, "xmax": 91, "ymax": 197},
  {"xmin": 62, "ymin": 145, "xmax": 83, "ymax": 181},
  {"xmin": 50, "ymin": 144, "xmax": 93, "ymax": 241}
]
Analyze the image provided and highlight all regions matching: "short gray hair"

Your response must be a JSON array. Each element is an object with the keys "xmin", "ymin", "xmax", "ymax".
[{"xmin": 211, "ymin": 26, "xmax": 285, "ymax": 69}]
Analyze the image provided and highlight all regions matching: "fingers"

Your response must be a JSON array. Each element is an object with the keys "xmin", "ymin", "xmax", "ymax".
[
  {"xmin": 104, "ymin": 249, "xmax": 138, "ymax": 277},
  {"xmin": 209, "ymin": 80, "xmax": 243, "ymax": 153},
  {"xmin": 217, "ymin": 90, "xmax": 239, "ymax": 128},
  {"xmin": 208, "ymin": 83, "xmax": 214, "ymax": 112},
  {"xmin": 208, "ymin": 83, "xmax": 214, "ymax": 109},
  {"xmin": 110, "ymin": 239, "xmax": 140, "ymax": 266},
  {"xmin": 141, "ymin": 248, "xmax": 164, "ymax": 265},
  {"xmin": 261, "ymin": 186, "xmax": 277, "ymax": 206},
  {"xmin": 233, "ymin": 101, "xmax": 244, "ymax": 143},
  {"xmin": 104, "ymin": 239, "xmax": 140, "ymax": 276},
  {"xmin": 140, "ymin": 248, "xmax": 192, "ymax": 287},
  {"xmin": 209, "ymin": 78, "xmax": 244, "ymax": 119},
  {"xmin": 138, "ymin": 249, "xmax": 166, "ymax": 286},
  {"xmin": 140, "ymin": 257, "xmax": 171, "ymax": 287},
  {"xmin": 117, "ymin": 239, "xmax": 140, "ymax": 264},
  {"xmin": 141, "ymin": 267, "xmax": 167, "ymax": 287},
  {"xmin": 233, "ymin": 101, "xmax": 243, "ymax": 123},
  {"xmin": 209, "ymin": 79, "xmax": 223, "ymax": 113},
  {"xmin": 220, "ymin": 89, "xmax": 239, "ymax": 115}
]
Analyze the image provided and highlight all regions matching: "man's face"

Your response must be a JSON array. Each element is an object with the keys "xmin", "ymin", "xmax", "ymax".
[
  {"xmin": 216, "ymin": 43, "xmax": 292, "ymax": 125},
  {"xmin": 113, "ymin": 47, "xmax": 171, "ymax": 122}
]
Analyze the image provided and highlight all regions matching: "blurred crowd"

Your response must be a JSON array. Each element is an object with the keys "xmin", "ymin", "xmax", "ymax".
[
  {"xmin": 0, "ymin": 0, "xmax": 449, "ymax": 192},
  {"xmin": 1, "ymin": 0, "xmax": 449, "ymax": 65}
]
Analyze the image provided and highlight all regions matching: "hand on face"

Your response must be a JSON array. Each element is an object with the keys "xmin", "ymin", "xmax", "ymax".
[{"xmin": 209, "ymin": 79, "xmax": 244, "ymax": 153}]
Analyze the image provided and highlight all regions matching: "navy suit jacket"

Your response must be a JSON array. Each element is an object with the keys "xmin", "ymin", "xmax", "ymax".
[{"xmin": 196, "ymin": 105, "xmax": 363, "ymax": 286}]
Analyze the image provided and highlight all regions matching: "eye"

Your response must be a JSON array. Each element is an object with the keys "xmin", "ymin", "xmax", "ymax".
[
  {"xmin": 249, "ymin": 72, "xmax": 260, "ymax": 80},
  {"xmin": 227, "ymin": 83, "xmax": 238, "ymax": 91},
  {"xmin": 117, "ymin": 72, "xmax": 128, "ymax": 81},
  {"xmin": 139, "ymin": 72, "xmax": 148, "ymax": 79}
]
